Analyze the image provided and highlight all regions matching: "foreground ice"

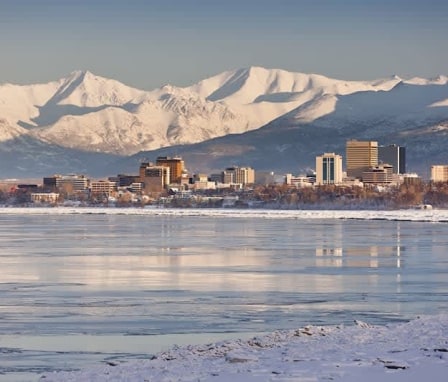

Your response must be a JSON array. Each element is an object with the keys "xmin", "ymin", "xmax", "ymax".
[
  {"xmin": 42, "ymin": 314, "xmax": 448, "ymax": 381},
  {"xmin": 1, "ymin": 206, "xmax": 448, "ymax": 223}
]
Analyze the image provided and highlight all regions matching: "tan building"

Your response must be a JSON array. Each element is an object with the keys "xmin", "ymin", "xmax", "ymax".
[
  {"xmin": 31, "ymin": 193, "xmax": 60, "ymax": 204},
  {"xmin": 90, "ymin": 180, "xmax": 117, "ymax": 196},
  {"xmin": 222, "ymin": 166, "xmax": 255, "ymax": 186},
  {"xmin": 156, "ymin": 156, "xmax": 184, "ymax": 184},
  {"xmin": 431, "ymin": 165, "xmax": 448, "ymax": 182},
  {"xmin": 140, "ymin": 165, "xmax": 170, "ymax": 194},
  {"xmin": 402, "ymin": 173, "xmax": 422, "ymax": 186},
  {"xmin": 315, "ymin": 153, "xmax": 343, "ymax": 185},
  {"xmin": 362, "ymin": 164, "xmax": 396, "ymax": 185},
  {"xmin": 346, "ymin": 140, "xmax": 378, "ymax": 179}
]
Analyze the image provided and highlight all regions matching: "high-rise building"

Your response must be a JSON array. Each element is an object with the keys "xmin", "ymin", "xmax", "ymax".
[
  {"xmin": 156, "ymin": 156, "xmax": 184, "ymax": 184},
  {"xmin": 222, "ymin": 166, "xmax": 255, "ymax": 185},
  {"xmin": 139, "ymin": 163, "xmax": 170, "ymax": 193},
  {"xmin": 315, "ymin": 153, "xmax": 343, "ymax": 185},
  {"xmin": 346, "ymin": 140, "xmax": 378, "ymax": 179},
  {"xmin": 378, "ymin": 144, "xmax": 406, "ymax": 174},
  {"xmin": 431, "ymin": 165, "xmax": 448, "ymax": 182}
]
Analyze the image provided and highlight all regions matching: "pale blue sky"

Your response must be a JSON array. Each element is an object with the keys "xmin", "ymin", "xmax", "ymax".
[{"xmin": 0, "ymin": 0, "xmax": 447, "ymax": 89}]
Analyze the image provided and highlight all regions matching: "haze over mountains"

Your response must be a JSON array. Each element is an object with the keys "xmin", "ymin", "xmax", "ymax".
[{"xmin": 1, "ymin": 66, "xmax": 447, "ymax": 179}]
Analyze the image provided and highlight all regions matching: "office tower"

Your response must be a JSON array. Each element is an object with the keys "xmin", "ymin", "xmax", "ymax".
[
  {"xmin": 222, "ymin": 166, "xmax": 255, "ymax": 185},
  {"xmin": 316, "ymin": 153, "xmax": 343, "ymax": 185},
  {"xmin": 378, "ymin": 144, "xmax": 406, "ymax": 174},
  {"xmin": 346, "ymin": 140, "xmax": 378, "ymax": 179},
  {"xmin": 142, "ymin": 165, "xmax": 170, "ymax": 193},
  {"xmin": 156, "ymin": 156, "xmax": 184, "ymax": 184}
]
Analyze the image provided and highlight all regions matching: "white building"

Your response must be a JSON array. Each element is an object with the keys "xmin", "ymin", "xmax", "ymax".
[
  {"xmin": 31, "ymin": 193, "xmax": 60, "ymax": 204},
  {"xmin": 284, "ymin": 174, "xmax": 313, "ymax": 188},
  {"xmin": 315, "ymin": 153, "xmax": 343, "ymax": 185}
]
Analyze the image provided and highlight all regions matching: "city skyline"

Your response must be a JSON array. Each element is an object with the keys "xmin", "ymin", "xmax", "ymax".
[{"xmin": 1, "ymin": 0, "xmax": 447, "ymax": 90}]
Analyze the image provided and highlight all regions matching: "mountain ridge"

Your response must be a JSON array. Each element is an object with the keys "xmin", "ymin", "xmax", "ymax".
[{"xmin": 0, "ymin": 66, "xmax": 448, "ymax": 178}]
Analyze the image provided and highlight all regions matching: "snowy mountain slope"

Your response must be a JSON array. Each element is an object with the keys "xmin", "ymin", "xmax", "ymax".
[
  {"xmin": 274, "ymin": 82, "xmax": 448, "ymax": 129},
  {"xmin": 47, "ymin": 70, "xmax": 145, "ymax": 108},
  {"xmin": 0, "ymin": 70, "xmax": 250, "ymax": 155},
  {"xmin": 0, "ymin": 66, "xmax": 448, "ymax": 177},
  {"xmin": 0, "ymin": 118, "xmax": 30, "ymax": 141},
  {"xmin": 187, "ymin": 66, "xmax": 403, "ymax": 129},
  {"xmin": 0, "ymin": 78, "xmax": 62, "ymax": 126},
  {"xmin": 127, "ymin": 81, "xmax": 448, "ymax": 178},
  {"xmin": 188, "ymin": 66, "xmax": 401, "ymax": 104},
  {"xmin": 32, "ymin": 94, "xmax": 249, "ymax": 155}
]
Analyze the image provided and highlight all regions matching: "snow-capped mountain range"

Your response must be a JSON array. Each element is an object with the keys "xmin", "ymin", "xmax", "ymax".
[{"xmin": 1, "ymin": 66, "xmax": 448, "ymax": 178}]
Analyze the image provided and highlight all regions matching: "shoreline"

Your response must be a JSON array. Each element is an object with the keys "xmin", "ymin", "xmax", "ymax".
[{"xmin": 0, "ymin": 206, "xmax": 447, "ymax": 222}]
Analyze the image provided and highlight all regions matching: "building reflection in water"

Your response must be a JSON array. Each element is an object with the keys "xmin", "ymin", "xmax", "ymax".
[{"xmin": 315, "ymin": 222, "xmax": 403, "ymax": 269}]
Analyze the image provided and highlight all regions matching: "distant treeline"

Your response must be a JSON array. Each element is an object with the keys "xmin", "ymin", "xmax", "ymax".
[{"xmin": 2, "ymin": 182, "xmax": 448, "ymax": 209}]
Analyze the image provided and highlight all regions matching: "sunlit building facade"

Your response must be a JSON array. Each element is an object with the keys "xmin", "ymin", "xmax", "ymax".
[
  {"xmin": 139, "ymin": 163, "xmax": 170, "ymax": 193},
  {"xmin": 222, "ymin": 166, "xmax": 255, "ymax": 186},
  {"xmin": 346, "ymin": 140, "xmax": 378, "ymax": 179},
  {"xmin": 156, "ymin": 156, "xmax": 185, "ymax": 184},
  {"xmin": 431, "ymin": 165, "xmax": 448, "ymax": 182},
  {"xmin": 315, "ymin": 153, "xmax": 343, "ymax": 185},
  {"xmin": 90, "ymin": 180, "xmax": 117, "ymax": 196},
  {"xmin": 362, "ymin": 164, "xmax": 396, "ymax": 184}
]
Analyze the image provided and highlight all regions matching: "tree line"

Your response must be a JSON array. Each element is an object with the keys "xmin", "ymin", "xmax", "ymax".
[{"xmin": 2, "ymin": 181, "xmax": 448, "ymax": 209}]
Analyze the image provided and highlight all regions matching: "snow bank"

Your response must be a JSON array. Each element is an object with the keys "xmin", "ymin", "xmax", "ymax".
[
  {"xmin": 1, "ymin": 207, "xmax": 448, "ymax": 223},
  {"xmin": 41, "ymin": 314, "xmax": 448, "ymax": 381}
]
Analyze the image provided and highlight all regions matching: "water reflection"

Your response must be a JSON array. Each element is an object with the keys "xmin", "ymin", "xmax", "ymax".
[
  {"xmin": 0, "ymin": 217, "xmax": 443, "ymax": 294},
  {"xmin": 1, "ymin": 214, "xmax": 448, "ymax": 381},
  {"xmin": 315, "ymin": 221, "xmax": 404, "ymax": 269}
]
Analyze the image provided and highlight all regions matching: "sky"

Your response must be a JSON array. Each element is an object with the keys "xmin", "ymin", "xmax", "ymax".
[{"xmin": 0, "ymin": 0, "xmax": 447, "ymax": 89}]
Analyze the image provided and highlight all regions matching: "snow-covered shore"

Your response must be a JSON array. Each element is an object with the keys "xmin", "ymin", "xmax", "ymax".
[
  {"xmin": 1, "ymin": 206, "xmax": 448, "ymax": 223},
  {"xmin": 41, "ymin": 314, "xmax": 448, "ymax": 381}
]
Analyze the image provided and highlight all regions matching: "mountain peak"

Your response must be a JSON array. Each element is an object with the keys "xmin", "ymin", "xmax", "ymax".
[
  {"xmin": 66, "ymin": 69, "xmax": 89, "ymax": 81},
  {"xmin": 1, "ymin": 67, "xmax": 448, "ymax": 177},
  {"xmin": 46, "ymin": 70, "xmax": 145, "ymax": 108}
]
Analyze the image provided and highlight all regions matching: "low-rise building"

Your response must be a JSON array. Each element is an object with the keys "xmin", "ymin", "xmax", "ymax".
[
  {"xmin": 401, "ymin": 173, "xmax": 422, "ymax": 185},
  {"xmin": 191, "ymin": 174, "xmax": 216, "ymax": 190},
  {"xmin": 44, "ymin": 174, "xmax": 89, "ymax": 194},
  {"xmin": 284, "ymin": 174, "xmax": 314, "ymax": 188},
  {"xmin": 31, "ymin": 193, "xmax": 60, "ymax": 204},
  {"xmin": 362, "ymin": 164, "xmax": 397, "ymax": 185},
  {"xmin": 90, "ymin": 180, "xmax": 117, "ymax": 196},
  {"xmin": 431, "ymin": 165, "xmax": 448, "ymax": 182}
]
